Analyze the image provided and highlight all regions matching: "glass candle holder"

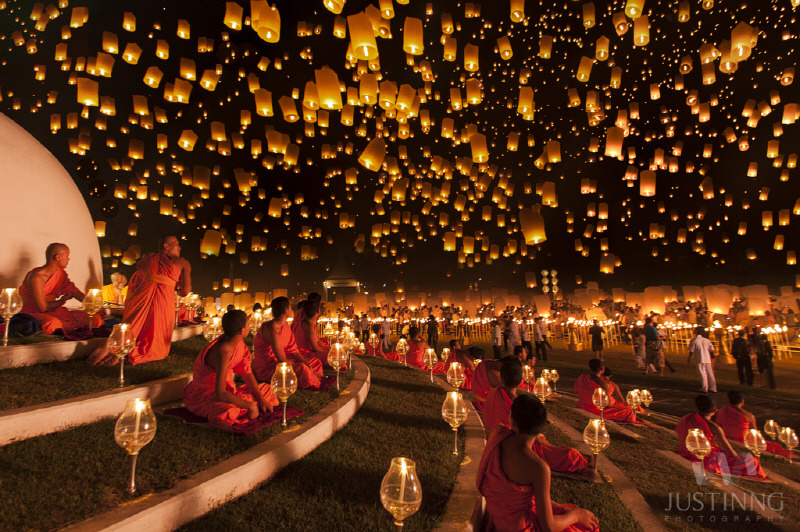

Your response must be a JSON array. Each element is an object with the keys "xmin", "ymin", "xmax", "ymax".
[
  {"xmin": 0, "ymin": 288, "xmax": 23, "ymax": 346},
  {"xmin": 533, "ymin": 376, "xmax": 552, "ymax": 403},
  {"xmin": 583, "ymin": 418, "xmax": 610, "ymax": 469},
  {"xmin": 685, "ymin": 428, "xmax": 712, "ymax": 483},
  {"xmin": 744, "ymin": 429, "xmax": 767, "ymax": 458},
  {"xmin": 114, "ymin": 398, "xmax": 157, "ymax": 495},
  {"xmin": 423, "ymin": 348, "xmax": 438, "ymax": 381},
  {"xmin": 271, "ymin": 362, "xmax": 298, "ymax": 426},
  {"xmin": 441, "ymin": 391, "xmax": 468, "ymax": 455},
  {"xmin": 380, "ymin": 457, "xmax": 422, "ymax": 529},
  {"xmin": 592, "ymin": 387, "xmax": 609, "ymax": 422},
  {"xmin": 108, "ymin": 323, "xmax": 136, "ymax": 386},
  {"xmin": 446, "ymin": 362, "xmax": 465, "ymax": 389}
]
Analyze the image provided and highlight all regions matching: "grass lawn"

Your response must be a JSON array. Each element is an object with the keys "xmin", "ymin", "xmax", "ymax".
[
  {"xmin": 0, "ymin": 364, "xmax": 353, "ymax": 530},
  {"xmin": 0, "ymin": 335, "xmax": 207, "ymax": 410},
  {"xmin": 182, "ymin": 356, "xmax": 465, "ymax": 532}
]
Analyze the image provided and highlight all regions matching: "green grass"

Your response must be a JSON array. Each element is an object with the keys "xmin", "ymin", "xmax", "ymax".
[
  {"xmin": 3, "ymin": 334, "xmax": 66, "ymax": 346},
  {"xmin": 0, "ymin": 367, "xmax": 353, "ymax": 530},
  {"xmin": 181, "ymin": 356, "xmax": 464, "ymax": 532},
  {"xmin": 547, "ymin": 399, "xmax": 789, "ymax": 531},
  {"xmin": 0, "ymin": 335, "xmax": 207, "ymax": 410}
]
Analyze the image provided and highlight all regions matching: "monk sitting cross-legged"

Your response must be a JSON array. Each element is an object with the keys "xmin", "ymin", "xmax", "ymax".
[
  {"xmin": 676, "ymin": 394, "xmax": 766, "ymax": 479},
  {"xmin": 471, "ymin": 356, "xmax": 503, "ymax": 414},
  {"xmin": 290, "ymin": 298, "xmax": 331, "ymax": 369},
  {"xmin": 714, "ymin": 390, "xmax": 788, "ymax": 457},
  {"xmin": 19, "ymin": 243, "xmax": 103, "ymax": 339},
  {"xmin": 253, "ymin": 296, "xmax": 323, "ymax": 389},
  {"xmin": 575, "ymin": 358, "xmax": 643, "ymax": 424},
  {"xmin": 485, "ymin": 358, "xmax": 593, "ymax": 478},
  {"xmin": 477, "ymin": 394, "xmax": 600, "ymax": 532},
  {"xmin": 405, "ymin": 326, "xmax": 431, "ymax": 371},
  {"xmin": 183, "ymin": 310, "xmax": 278, "ymax": 431}
]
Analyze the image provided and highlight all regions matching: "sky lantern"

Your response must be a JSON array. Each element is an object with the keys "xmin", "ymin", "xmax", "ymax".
[
  {"xmin": 76, "ymin": 77, "xmax": 99, "ymax": 106},
  {"xmin": 402, "ymin": 16, "xmax": 423, "ymax": 55},
  {"xmin": 538, "ymin": 35, "xmax": 553, "ymax": 58},
  {"xmin": 358, "ymin": 137, "xmax": 386, "ymax": 170},
  {"xmin": 582, "ymin": 2, "xmax": 595, "ymax": 28},
  {"xmin": 465, "ymin": 78, "xmax": 482, "ymax": 105},
  {"xmin": 314, "ymin": 66, "xmax": 342, "ymax": 110},
  {"xmin": 633, "ymin": 15, "xmax": 649, "ymax": 46},
  {"xmin": 497, "ymin": 36, "xmax": 513, "ymax": 59},
  {"xmin": 510, "ymin": 0, "xmax": 525, "ymax": 22},
  {"xmin": 464, "ymin": 44, "xmax": 480, "ymax": 72},
  {"xmin": 640, "ymin": 170, "xmax": 655, "ymax": 196},
  {"xmin": 625, "ymin": 0, "xmax": 645, "ymax": 18},
  {"xmin": 348, "ymin": 12, "xmax": 378, "ymax": 60},
  {"xmin": 252, "ymin": 1, "xmax": 280, "ymax": 43},
  {"xmin": 576, "ymin": 56, "xmax": 593, "ymax": 82},
  {"xmin": 519, "ymin": 207, "xmax": 546, "ymax": 244},
  {"xmin": 605, "ymin": 126, "xmax": 624, "ymax": 157}
]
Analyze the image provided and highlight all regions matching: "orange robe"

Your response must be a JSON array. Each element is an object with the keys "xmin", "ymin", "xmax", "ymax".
[
  {"xmin": 676, "ymin": 413, "xmax": 766, "ymax": 478},
  {"xmin": 714, "ymin": 406, "xmax": 788, "ymax": 457},
  {"xmin": 102, "ymin": 284, "xmax": 127, "ymax": 305},
  {"xmin": 431, "ymin": 350, "xmax": 473, "ymax": 390},
  {"xmin": 19, "ymin": 268, "xmax": 101, "ymax": 338},
  {"xmin": 290, "ymin": 311, "xmax": 331, "ymax": 368},
  {"xmin": 406, "ymin": 340, "xmax": 430, "ymax": 371},
  {"xmin": 575, "ymin": 373, "xmax": 641, "ymax": 424},
  {"xmin": 484, "ymin": 387, "xmax": 588, "ymax": 473},
  {"xmin": 183, "ymin": 337, "xmax": 278, "ymax": 431},
  {"xmin": 471, "ymin": 361, "xmax": 493, "ymax": 412},
  {"xmin": 253, "ymin": 321, "xmax": 323, "ymax": 389},
  {"xmin": 477, "ymin": 425, "xmax": 599, "ymax": 532},
  {"xmin": 123, "ymin": 252, "xmax": 182, "ymax": 364}
]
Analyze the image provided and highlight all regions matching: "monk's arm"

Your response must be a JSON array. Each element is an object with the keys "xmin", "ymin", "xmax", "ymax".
[
  {"xmin": 211, "ymin": 344, "xmax": 259, "ymax": 418},
  {"xmin": 265, "ymin": 323, "xmax": 289, "ymax": 364},
  {"xmin": 242, "ymin": 373, "xmax": 274, "ymax": 412},
  {"xmin": 178, "ymin": 260, "xmax": 192, "ymax": 296},
  {"xmin": 529, "ymin": 456, "xmax": 596, "ymax": 532},
  {"xmin": 302, "ymin": 320, "xmax": 324, "ymax": 352}
]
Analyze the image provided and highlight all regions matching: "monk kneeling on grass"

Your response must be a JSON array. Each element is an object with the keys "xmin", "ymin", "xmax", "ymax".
[
  {"xmin": 676, "ymin": 394, "xmax": 766, "ymax": 479},
  {"xmin": 485, "ymin": 358, "xmax": 594, "ymax": 479},
  {"xmin": 183, "ymin": 310, "xmax": 278, "ymax": 431},
  {"xmin": 714, "ymin": 390, "xmax": 788, "ymax": 457},
  {"xmin": 575, "ymin": 358, "xmax": 642, "ymax": 424},
  {"xmin": 477, "ymin": 394, "xmax": 600, "ymax": 532}
]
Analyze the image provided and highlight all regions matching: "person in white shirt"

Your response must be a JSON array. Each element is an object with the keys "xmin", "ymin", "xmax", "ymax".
[
  {"xmin": 688, "ymin": 326, "xmax": 717, "ymax": 393},
  {"xmin": 492, "ymin": 320, "xmax": 503, "ymax": 358},
  {"xmin": 507, "ymin": 318, "xmax": 521, "ymax": 354},
  {"xmin": 381, "ymin": 317, "xmax": 392, "ymax": 351}
]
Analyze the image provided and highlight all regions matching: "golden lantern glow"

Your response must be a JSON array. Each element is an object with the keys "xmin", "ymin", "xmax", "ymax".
[
  {"xmin": 625, "ymin": 0, "xmax": 645, "ymax": 18},
  {"xmin": 470, "ymin": 133, "xmax": 488, "ymax": 163},
  {"xmin": 348, "ymin": 12, "xmax": 378, "ymax": 60},
  {"xmin": 640, "ymin": 170, "xmax": 655, "ymax": 196},
  {"xmin": 252, "ymin": 1, "xmax": 280, "ymax": 43},
  {"xmin": 583, "ymin": 2, "xmax": 595, "ymax": 28},
  {"xmin": 497, "ymin": 36, "xmax": 513, "ymax": 60},
  {"xmin": 520, "ymin": 207, "xmax": 546, "ymax": 244},
  {"xmin": 576, "ymin": 56, "xmax": 593, "ymax": 82},
  {"xmin": 403, "ymin": 17, "xmax": 423, "ymax": 55},
  {"xmin": 464, "ymin": 44, "xmax": 479, "ymax": 72},
  {"xmin": 633, "ymin": 15, "xmax": 649, "ymax": 46},
  {"xmin": 358, "ymin": 138, "xmax": 386, "ymax": 170},
  {"xmin": 510, "ymin": 0, "xmax": 525, "ymax": 22},
  {"xmin": 323, "ymin": 0, "xmax": 346, "ymax": 15}
]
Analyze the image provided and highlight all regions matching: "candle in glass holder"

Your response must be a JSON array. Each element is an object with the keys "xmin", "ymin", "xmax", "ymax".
[
  {"xmin": 626, "ymin": 389, "xmax": 642, "ymax": 410},
  {"xmin": 533, "ymin": 376, "xmax": 551, "ymax": 403},
  {"xmin": 744, "ymin": 429, "xmax": 767, "ymax": 458},
  {"xmin": 114, "ymin": 398, "xmax": 157, "ymax": 494},
  {"xmin": 439, "ymin": 347, "xmax": 450, "ymax": 362},
  {"xmin": 521, "ymin": 364, "xmax": 535, "ymax": 387},
  {"xmin": 685, "ymin": 428, "xmax": 712, "ymax": 483},
  {"xmin": 423, "ymin": 348, "xmax": 438, "ymax": 381},
  {"xmin": 441, "ymin": 391, "xmax": 468, "ymax": 454},
  {"xmin": 446, "ymin": 362, "xmax": 465, "ymax": 389},
  {"xmin": 640, "ymin": 389, "xmax": 653, "ymax": 414},
  {"xmin": 778, "ymin": 427, "xmax": 798, "ymax": 463},
  {"xmin": 549, "ymin": 369, "xmax": 559, "ymax": 392},
  {"xmin": 592, "ymin": 387, "xmax": 609, "ymax": 421},
  {"xmin": 396, "ymin": 338, "xmax": 409, "ymax": 366},
  {"xmin": 583, "ymin": 418, "xmax": 610, "ymax": 466},
  {"xmin": 764, "ymin": 419, "xmax": 780, "ymax": 440},
  {"xmin": 0, "ymin": 288, "xmax": 24, "ymax": 346},
  {"xmin": 271, "ymin": 362, "xmax": 298, "ymax": 426},
  {"xmin": 328, "ymin": 341, "xmax": 347, "ymax": 391},
  {"xmin": 380, "ymin": 457, "xmax": 422, "ymax": 529}
]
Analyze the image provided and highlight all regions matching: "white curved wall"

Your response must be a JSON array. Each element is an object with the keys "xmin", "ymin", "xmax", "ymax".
[{"xmin": 0, "ymin": 113, "xmax": 102, "ymax": 292}]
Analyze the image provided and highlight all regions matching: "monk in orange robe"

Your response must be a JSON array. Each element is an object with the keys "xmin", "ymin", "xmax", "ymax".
[
  {"xmin": 575, "ymin": 359, "xmax": 643, "ymax": 424},
  {"xmin": 477, "ymin": 394, "xmax": 599, "ymax": 532},
  {"xmin": 485, "ymin": 358, "xmax": 591, "ymax": 475},
  {"xmin": 714, "ymin": 390, "xmax": 787, "ymax": 457},
  {"xmin": 676, "ymin": 394, "xmax": 766, "ymax": 479},
  {"xmin": 19, "ymin": 243, "xmax": 103, "ymax": 339},
  {"xmin": 290, "ymin": 298, "xmax": 332, "ymax": 368},
  {"xmin": 101, "ymin": 272, "xmax": 128, "ymax": 305},
  {"xmin": 183, "ymin": 310, "xmax": 278, "ymax": 431},
  {"xmin": 253, "ymin": 296, "xmax": 323, "ymax": 389},
  {"xmin": 405, "ymin": 326, "xmax": 431, "ymax": 371},
  {"xmin": 471, "ymin": 357, "xmax": 503, "ymax": 413},
  {"xmin": 431, "ymin": 339, "xmax": 476, "ymax": 390}
]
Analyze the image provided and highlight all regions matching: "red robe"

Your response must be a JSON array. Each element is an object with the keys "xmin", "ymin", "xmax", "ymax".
[
  {"xmin": 183, "ymin": 337, "xmax": 278, "ymax": 431},
  {"xmin": 676, "ymin": 413, "xmax": 766, "ymax": 478},
  {"xmin": 19, "ymin": 268, "xmax": 102, "ymax": 338},
  {"xmin": 431, "ymin": 350, "xmax": 473, "ymax": 391},
  {"xmin": 484, "ymin": 388, "xmax": 588, "ymax": 473},
  {"xmin": 477, "ymin": 425, "xmax": 599, "ymax": 532},
  {"xmin": 471, "ymin": 361, "xmax": 492, "ymax": 413},
  {"xmin": 714, "ymin": 406, "xmax": 788, "ymax": 457},
  {"xmin": 406, "ymin": 340, "xmax": 430, "ymax": 371},
  {"xmin": 575, "ymin": 373, "xmax": 642, "ymax": 424},
  {"xmin": 253, "ymin": 321, "xmax": 323, "ymax": 389},
  {"xmin": 290, "ymin": 311, "xmax": 331, "ymax": 368},
  {"xmin": 123, "ymin": 253, "xmax": 182, "ymax": 364}
]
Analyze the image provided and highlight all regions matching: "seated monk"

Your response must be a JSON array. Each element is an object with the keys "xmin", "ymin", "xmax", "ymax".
[
  {"xmin": 513, "ymin": 344, "xmax": 536, "ymax": 392},
  {"xmin": 471, "ymin": 355, "xmax": 503, "ymax": 413},
  {"xmin": 183, "ymin": 310, "xmax": 278, "ymax": 431},
  {"xmin": 676, "ymin": 394, "xmax": 766, "ymax": 479},
  {"xmin": 485, "ymin": 358, "xmax": 592, "ymax": 476},
  {"xmin": 575, "ymin": 358, "xmax": 642, "ymax": 424},
  {"xmin": 715, "ymin": 390, "xmax": 787, "ymax": 457},
  {"xmin": 290, "ymin": 298, "xmax": 331, "ymax": 368},
  {"xmin": 90, "ymin": 236, "xmax": 191, "ymax": 365},
  {"xmin": 405, "ymin": 326, "xmax": 431, "ymax": 371},
  {"xmin": 477, "ymin": 394, "xmax": 600, "ymax": 532},
  {"xmin": 102, "ymin": 272, "xmax": 128, "ymax": 305},
  {"xmin": 367, "ymin": 323, "xmax": 403, "ymax": 361},
  {"xmin": 253, "ymin": 296, "xmax": 323, "ymax": 389},
  {"xmin": 19, "ymin": 243, "xmax": 103, "ymax": 339},
  {"xmin": 432, "ymin": 339, "xmax": 476, "ymax": 390}
]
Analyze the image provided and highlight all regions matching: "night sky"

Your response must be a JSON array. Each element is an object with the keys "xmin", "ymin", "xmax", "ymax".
[{"xmin": 1, "ymin": 0, "xmax": 799, "ymax": 297}]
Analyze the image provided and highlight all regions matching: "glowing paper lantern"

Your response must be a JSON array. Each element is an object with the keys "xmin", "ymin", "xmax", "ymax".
[
  {"xmin": 633, "ymin": 15, "xmax": 649, "ymax": 46},
  {"xmin": 348, "ymin": 12, "xmax": 378, "ymax": 60},
  {"xmin": 625, "ymin": 0, "xmax": 645, "ymax": 18},
  {"xmin": 403, "ymin": 17, "xmax": 423, "ymax": 55},
  {"xmin": 640, "ymin": 170, "xmax": 655, "ymax": 196},
  {"xmin": 252, "ymin": 1, "xmax": 280, "ymax": 43},
  {"xmin": 358, "ymin": 138, "xmax": 386, "ymax": 170},
  {"xmin": 520, "ymin": 207, "xmax": 546, "ymax": 244}
]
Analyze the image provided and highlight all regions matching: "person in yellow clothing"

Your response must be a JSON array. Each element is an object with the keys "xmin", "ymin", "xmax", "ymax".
[{"xmin": 102, "ymin": 272, "xmax": 128, "ymax": 305}]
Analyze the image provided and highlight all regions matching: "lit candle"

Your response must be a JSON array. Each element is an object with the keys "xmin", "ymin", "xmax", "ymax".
[
  {"xmin": 281, "ymin": 363, "xmax": 287, "ymax": 389},
  {"xmin": 399, "ymin": 458, "xmax": 407, "ymax": 503},
  {"xmin": 133, "ymin": 398, "xmax": 143, "ymax": 444}
]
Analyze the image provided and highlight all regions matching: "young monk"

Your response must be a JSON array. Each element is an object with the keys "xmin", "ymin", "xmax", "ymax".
[
  {"xmin": 432, "ymin": 339, "xmax": 477, "ymax": 390},
  {"xmin": 405, "ymin": 326, "xmax": 431, "ymax": 371},
  {"xmin": 676, "ymin": 394, "xmax": 766, "ymax": 478},
  {"xmin": 714, "ymin": 390, "xmax": 787, "ymax": 457},
  {"xmin": 253, "ymin": 297, "xmax": 323, "ymax": 389},
  {"xmin": 484, "ymin": 358, "xmax": 593, "ymax": 477},
  {"xmin": 575, "ymin": 358, "xmax": 642, "ymax": 424},
  {"xmin": 291, "ymin": 299, "xmax": 331, "ymax": 367},
  {"xmin": 477, "ymin": 394, "xmax": 600, "ymax": 532},
  {"xmin": 19, "ymin": 243, "xmax": 103, "ymax": 339},
  {"xmin": 183, "ymin": 310, "xmax": 277, "ymax": 431}
]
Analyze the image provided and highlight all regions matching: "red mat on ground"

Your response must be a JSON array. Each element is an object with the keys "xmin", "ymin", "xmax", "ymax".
[{"xmin": 163, "ymin": 405, "xmax": 304, "ymax": 435}]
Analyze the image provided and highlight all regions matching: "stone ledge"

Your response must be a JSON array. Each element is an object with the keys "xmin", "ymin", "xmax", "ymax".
[
  {"xmin": 0, "ymin": 373, "xmax": 191, "ymax": 446},
  {"xmin": 0, "ymin": 324, "xmax": 203, "ymax": 369},
  {"xmin": 63, "ymin": 355, "xmax": 371, "ymax": 532}
]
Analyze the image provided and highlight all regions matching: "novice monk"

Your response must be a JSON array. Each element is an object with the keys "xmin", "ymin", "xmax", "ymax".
[
  {"xmin": 676, "ymin": 394, "xmax": 766, "ymax": 478},
  {"xmin": 253, "ymin": 297, "xmax": 323, "ymax": 389},
  {"xmin": 106, "ymin": 236, "xmax": 191, "ymax": 365},
  {"xmin": 472, "ymin": 356, "xmax": 503, "ymax": 413},
  {"xmin": 291, "ymin": 299, "xmax": 331, "ymax": 367},
  {"xmin": 575, "ymin": 358, "xmax": 642, "ymax": 424},
  {"xmin": 485, "ymin": 358, "xmax": 592, "ymax": 476},
  {"xmin": 19, "ymin": 243, "xmax": 103, "ymax": 338},
  {"xmin": 432, "ymin": 339, "xmax": 477, "ymax": 390},
  {"xmin": 477, "ymin": 394, "xmax": 600, "ymax": 532},
  {"xmin": 406, "ymin": 326, "xmax": 431, "ymax": 371},
  {"xmin": 714, "ymin": 390, "xmax": 787, "ymax": 457},
  {"xmin": 183, "ymin": 310, "xmax": 278, "ymax": 431}
]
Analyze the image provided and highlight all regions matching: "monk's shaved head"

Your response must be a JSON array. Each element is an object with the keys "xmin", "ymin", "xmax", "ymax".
[
  {"xmin": 45, "ymin": 243, "xmax": 68, "ymax": 262},
  {"xmin": 510, "ymin": 394, "xmax": 547, "ymax": 435}
]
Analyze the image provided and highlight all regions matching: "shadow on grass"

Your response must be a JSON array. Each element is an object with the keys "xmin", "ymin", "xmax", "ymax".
[
  {"xmin": 356, "ymin": 405, "xmax": 447, "ymax": 431},
  {"xmin": 369, "ymin": 375, "xmax": 442, "ymax": 394}
]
